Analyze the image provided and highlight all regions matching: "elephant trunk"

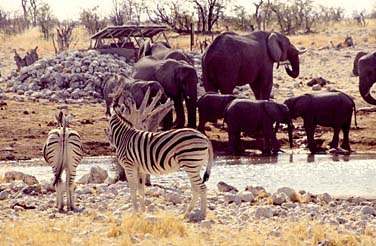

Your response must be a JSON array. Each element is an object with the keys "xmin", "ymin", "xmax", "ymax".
[
  {"xmin": 185, "ymin": 93, "xmax": 197, "ymax": 129},
  {"xmin": 285, "ymin": 52, "xmax": 300, "ymax": 79},
  {"xmin": 359, "ymin": 75, "xmax": 376, "ymax": 105}
]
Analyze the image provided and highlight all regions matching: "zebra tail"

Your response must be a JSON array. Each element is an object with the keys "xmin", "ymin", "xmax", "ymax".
[
  {"xmin": 203, "ymin": 139, "xmax": 214, "ymax": 183},
  {"xmin": 53, "ymin": 127, "xmax": 65, "ymax": 187}
]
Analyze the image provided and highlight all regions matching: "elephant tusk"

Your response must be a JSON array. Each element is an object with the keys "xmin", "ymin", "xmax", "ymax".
[{"xmin": 298, "ymin": 48, "xmax": 307, "ymax": 55}]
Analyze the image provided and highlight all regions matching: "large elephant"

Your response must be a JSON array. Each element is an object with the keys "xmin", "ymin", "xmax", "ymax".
[
  {"xmin": 102, "ymin": 75, "xmax": 167, "ymax": 117},
  {"xmin": 284, "ymin": 91, "xmax": 357, "ymax": 153},
  {"xmin": 132, "ymin": 57, "xmax": 198, "ymax": 128},
  {"xmin": 352, "ymin": 51, "xmax": 368, "ymax": 76},
  {"xmin": 358, "ymin": 52, "xmax": 376, "ymax": 105},
  {"xmin": 138, "ymin": 40, "xmax": 194, "ymax": 65},
  {"xmin": 197, "ymin": 93, "xmax": 237, "ymax": 134},
  {"xmin": 202, "ymin": 31, "xmax": 305, "ymax": 99},
  {"xmin": 224, "ymin": 99, "xmax": 293, "ymax": 154}
]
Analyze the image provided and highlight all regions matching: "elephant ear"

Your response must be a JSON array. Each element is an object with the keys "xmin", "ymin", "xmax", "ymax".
[{"xmin": 267, "ymin": 32, "xmax": 282, "ymax": 62}]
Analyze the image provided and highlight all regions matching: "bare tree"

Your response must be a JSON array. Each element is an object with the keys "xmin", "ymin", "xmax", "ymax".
[
  {"xmin": 254, "ymin": 0, "xmax": 263, "ymax": 30},
  {"xmin": 192, "ymin": 0, "xmax": 227, "ymax": 33},
  {"xmin": 29, "ymin": 0, "xmax": 39, "ymax": 26},
  {"xmin": 37, "ymin": 2, "xmax": 55, "ymax": 40},
  {"xmin": 52, "ymin": 21, "xmax": 77, "ymax": 54},
  {"xmin": 21, "ymin": 0, "xmax": 29, "ymax": 27},
  {"xmin": 79, "ymin": 6, "xmax": 107, "ymax": 35}
]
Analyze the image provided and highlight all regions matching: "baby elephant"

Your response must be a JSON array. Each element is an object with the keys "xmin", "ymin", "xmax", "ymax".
[
  {"xmin": 224, "ymin": 99, "xmax": 293, "ymax": 154},
  {"xmin": 284, "ymin": 91, "xmax": 357, "ymax": 153},
  {"xmin": 197, "ymin": 93, "xmax": 237, "ymax": 133}
]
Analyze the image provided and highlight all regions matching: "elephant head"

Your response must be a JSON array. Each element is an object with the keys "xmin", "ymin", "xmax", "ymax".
[
  {"xmin": 264, "ymin": 101, "xmax": 293, "ymax": 148},
  {"xmin": 155, "ymin": 60, "xmax": 198, "ymax": 128},
  {"xmin": 358, "ymin": 52, "xmax": 376, "ymax": 105},
  {"xmin": 267, "ymin": 32, "xmax": 303, "ymax": 79}
]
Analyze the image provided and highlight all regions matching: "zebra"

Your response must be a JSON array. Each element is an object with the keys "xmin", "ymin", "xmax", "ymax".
[
  {"xmin": 105, "ymin": 107, "xmax": 214, "ymax": 219},
  {"xmin": 43, "ymin": 111, "xmax": 83, "ymax": 212}
]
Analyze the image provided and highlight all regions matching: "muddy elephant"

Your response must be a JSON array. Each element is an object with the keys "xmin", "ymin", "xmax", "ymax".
[
  {"xmin": 138, "ymin": 40, "xmax": 194, "ymax": 65},
  {"xmin": 202, "ymin": 31, "xmax": 305, "ymax": 99},
  {"xmin": 132, "ymin": 57, "xmax": 198, "ymax": 128},
  {"xmin": 224, "ymin": 99, "xmax": 293, "ymax": 154},
  {"xmin": 284, "ymin": 91, "xmax": 357, "ymax": 153},
  {"xmin": 358, "ymin": 52, "xmax": 376, "ymax": 105},
  {"xmin": 197, "ymin": 93, "xmax": 237, "ymax": 134},
  {"xmin": 352, "ymin": 51, "xmax": 368, "ymax": 76}
]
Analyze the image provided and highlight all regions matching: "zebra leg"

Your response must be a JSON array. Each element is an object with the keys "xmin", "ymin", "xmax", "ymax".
[
  {"xmin": 138, "ymin": 172, "xmax": 146, "ymax": 212},
  {"xmin": 198, "ymin": 184, "xmax": 207, "ymax": 219},
  {"xmin": 125, "ymin": 169, "xmax": 139, "ymax": 213},
  {"xmin": 55, "ymin": 179, "xmax": 64, "ymax": 212},
  {"xmin": 66, "ymin": 172, "xmax": 76, "ymax": 212},
  {"xmin": 184, "ymin": 173, "xmax": 202, "ymax": 219}
]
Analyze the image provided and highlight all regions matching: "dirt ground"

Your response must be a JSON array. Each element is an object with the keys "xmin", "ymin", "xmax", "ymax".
[{"xmin": 1, "ymin": 27, "xmax": 376, "ymax": 161}]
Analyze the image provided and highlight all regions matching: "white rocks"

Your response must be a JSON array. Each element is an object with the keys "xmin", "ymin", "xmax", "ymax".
[
  {"xmin": 217, "ymin": 181, "xmax": 238, "ymax": 193},
  {"xmin": 319, "ymin": 193, "xmax": 332, "ymax": 204},
  {"xmin": 224, "ymin": 193, "xmax": 241, "ymax": 205},
  {"xmin": 255, "ymin": 207, "xmax": 273, "ymax": 219},
  {"xmin": 239, "ymin": 191, "xmax": 255, "ymax": 203},
  {"xmin": 360, "ymin": 206, "xmax": 375, "ymax": 216},
  {"xmin": 276, "ymin": 187, "xmax": 299, "ymax": 202},
  {"xmin": 77, "ymin": 166, "xmax": 108, "ymax": 184},
  {"xmin": 271, "ymin": 192, "xmax": 287, "ymax": 205},
  {"xmin": 0, "ymin": 190, "xmax": 9, "ymax": 200}
]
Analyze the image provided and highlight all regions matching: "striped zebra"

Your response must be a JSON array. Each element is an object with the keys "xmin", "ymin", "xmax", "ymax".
[
  {"xmin": 106, "ymin": 109, "xmax": 214, "ymax": 219},
  {"xmin": 43, "ymin": 111, "xmax": 83, "ymax": 212}
]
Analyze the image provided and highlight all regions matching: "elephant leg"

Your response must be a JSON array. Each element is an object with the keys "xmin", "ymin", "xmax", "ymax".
[
  {"xmin": 228, "ymin": 131, "xmax": 242, "ymax": 154},
  {"xmin": 197, "ymin": 119, "xmax": 206, "ymax": 133},
  {"xmin": 329, "ymin": 128, "xmax": 340, "ymax": 149},
  {"xmin": 340, "ymin": 122, "xmax": 351, "ymax": 151},
  {"xmin": 173, "ymin": 99, "xmax": 185, "ymax": 128},
  {"xmin": 250, "ymin": 74, "xmax": 273, "ymax": 100},
  {"xmin": 305, "ymin": 126, "xmax": 316, "ymax": 153},
  {"xmin": 162, "ymin": 111, "xmax": 173, "ymax": 130}
]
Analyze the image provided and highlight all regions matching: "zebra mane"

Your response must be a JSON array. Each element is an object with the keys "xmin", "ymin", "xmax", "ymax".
[
  {"xmin": 54, "ymin": 111, "xmax": 74, "ymax": 128},
  {"xmin": 112, "ymin": 87, "xmax": 173, "ymax": 132}
]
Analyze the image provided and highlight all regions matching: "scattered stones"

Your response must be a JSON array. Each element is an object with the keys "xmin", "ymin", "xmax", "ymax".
[
  {"xmin": 217, "ymin": 181, "xmax": 238, "ymax": 193},
  {"xmin": 255, "ymin": 207, "xmax": 273, "ymax": 219}
]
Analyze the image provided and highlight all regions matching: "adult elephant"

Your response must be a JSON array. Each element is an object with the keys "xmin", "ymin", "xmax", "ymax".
[
  {"xmin": 132, "ymin": 57, "xmax": 198, "ymax": 128},
  {"xmin": 224, "ymin": 99, "xmax": 293, "ymax": 154},
  {"xmin": 284, "ymin": 91, "xmax": 357, "ymax": 153},
  {"xmin": 202, "ymin": 31, "xmax": 305, "ymax": 99},
  {"xmin": 358, "ymin": 52, "xmax": 376, "ymax": 105},
  {"xmin": 138, "ymin": 40, "xmax": 194, "ymax": 65}
]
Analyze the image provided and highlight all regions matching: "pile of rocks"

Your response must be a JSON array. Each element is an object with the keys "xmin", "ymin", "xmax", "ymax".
[{"xmin": 3, "ymin": 50, "xmax": 133, "ymax": 104}]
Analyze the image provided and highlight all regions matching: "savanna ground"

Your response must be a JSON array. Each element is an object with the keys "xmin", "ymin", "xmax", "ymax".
[{"xmin": 1, "ymin": 21, "xmax": 376, "ymax": 245}]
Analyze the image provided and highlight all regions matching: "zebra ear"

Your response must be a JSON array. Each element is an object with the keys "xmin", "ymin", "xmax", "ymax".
[
  {"xmin": 55, "ymin": 111, "xmax": 64, "ymax": 127},
  {"xmin": 64, "ymin": 114, "xmax": 74, "ymax": 127}
]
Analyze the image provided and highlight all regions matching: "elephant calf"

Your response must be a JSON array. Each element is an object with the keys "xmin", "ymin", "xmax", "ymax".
[
  {"xmin": 224, "ymin": 99, "xmax": 293, "ymax": 154},
  {"xmin": 197, "ymin": 93, "xmax": 237, "ymax": 134},
  {"xmin": 284, "ymin": 91, "xmax": 357, "ymax": 153}
]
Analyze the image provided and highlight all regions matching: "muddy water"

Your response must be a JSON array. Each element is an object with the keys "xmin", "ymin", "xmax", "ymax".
[{"xmin": 1, "ymin": 153, "xmax": 376, "ymax": 196}]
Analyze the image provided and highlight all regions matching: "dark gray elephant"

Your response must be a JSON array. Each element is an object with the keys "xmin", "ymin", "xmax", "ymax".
[
  {"xmin": 284, "ymin": 91, "xmax": 357, "ymax": 153},
  {"xmin": 103, "ymin": 75, "xmax": 168, "ymax": 118},
  {"xmin": 352, "ymin": 51, "xmax": 368, "ymax": 76},
  {"xmin": 197, "ymin": 93, "xmax": 237, "ymax": 134},
  {"xmin": 224, "ymin": 99, "xmax": 293, "ymax": 154},
  {"xmin": 358, "ymin": 52, "xmax": 376, "ymax": 105},
  {"xmin": 138, "ymin": 40, "xmax": 194, "ymax": 65},
  {"xmin": 202, "ymin": 31, "xmax": 305, "ymax": 99},
  {"xmin": 132, "ymin": 57, "xmax": 198, "ymax": 128}
]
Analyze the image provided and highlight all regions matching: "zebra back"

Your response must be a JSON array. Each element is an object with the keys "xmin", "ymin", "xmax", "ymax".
[
  {"xmin": 43, "ymin": 123, "xmax": 83, "ymax": 186},
  {"xmin": 109, "ymin": 113, "xmax": 212, "ymax": 177}
]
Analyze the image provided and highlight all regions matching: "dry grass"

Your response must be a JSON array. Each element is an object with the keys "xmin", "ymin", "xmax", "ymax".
[{"xmin": 1, "ymin": 210, "xmax": 375, "ymax": 246}]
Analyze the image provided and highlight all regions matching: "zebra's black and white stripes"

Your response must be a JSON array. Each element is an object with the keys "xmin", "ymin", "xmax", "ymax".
[
  {"xmin": 43, "ymin": 112, "xmax": 83, "ymax": 212},
  {"xmin": 107, "ymin": 113, "xmax": 213, "ymax": 219}
]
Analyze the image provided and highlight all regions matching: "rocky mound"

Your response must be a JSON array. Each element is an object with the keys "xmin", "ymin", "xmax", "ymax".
[{"xmin": 3, "ymin": 50, "xmax": 133, "ymax": 104}]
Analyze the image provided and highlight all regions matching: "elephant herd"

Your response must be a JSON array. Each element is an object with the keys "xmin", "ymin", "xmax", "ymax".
[{"xmin": 104, "ymin": 30, "xmax": 376, "ymax": 155}]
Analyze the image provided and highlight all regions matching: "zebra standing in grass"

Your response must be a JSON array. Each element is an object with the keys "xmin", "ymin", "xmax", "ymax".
[
  {"xmin": 43, "ymin": 111, "xmax": 83, "ymax": 212},
  {"xmin": 106, "ymin": 106, "xmax": 214, "ymax": 219}
]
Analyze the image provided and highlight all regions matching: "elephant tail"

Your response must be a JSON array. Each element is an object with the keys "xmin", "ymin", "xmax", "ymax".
[
  {"xmin": 203, "ymin": 138, "xmax": 214, "ymax": 183},
  {"xmin": 353, "ymin": 101, "xmax": 358, "ymax": 128}
]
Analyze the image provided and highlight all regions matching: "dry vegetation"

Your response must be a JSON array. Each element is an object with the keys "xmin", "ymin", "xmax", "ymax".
[{"xmin": 1, "ymin": 210, "xmax": 375, "ymax": 246}]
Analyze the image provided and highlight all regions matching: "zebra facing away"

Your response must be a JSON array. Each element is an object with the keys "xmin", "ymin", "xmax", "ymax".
[
  {"xmin": 106, "ymin": 103, "xmax": 214, "ymax": 220},
  {"xmin": 43, "ymin": 111, "xmax": 83, "ymax": 212}
]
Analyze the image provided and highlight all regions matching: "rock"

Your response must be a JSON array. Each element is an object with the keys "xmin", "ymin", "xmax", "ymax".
[
  {"xmin": 0, "ymin": 190, "xmax": 9, "ymax": 200},
  {"xmin": 361, "ymin": 206, "xmax": 375, "ymax": 216},
  {"xmin": 239, "ymin": 191, "xmax": 255, "ymax": 202},
  {"xmin": 272, "ymin": 192, "xmax": 287, "ymax": 205},
  {"xmin": 245, "ymin": 186, "xmax": 266, "ymax": 197},
  {"xmin": 4, "ymin": 171, "xmax": 25, "ymax": 183},
  {"xmin": 255, "ymin": 207, "xmax": 273, "ymax": 219},
  {"xmin": 277, "ymin": 187, "xmax": 299, "ymax": 202},
  {"xmin": 312, "ymin": 84, "xmax": 322, "ymax": 91},
  {"xmin": 200, "ymin": 220, "xmax": 214, "ymax": 229},
  {"xmin": 23, "ymin": 174, "xmax": 39, "ymax": 185},
  {"xmin": 217, "ymin": 181, "xmax": 238, "ymax": 193},
  {"xmin": 78, "ymin": 166, "xmax": 108, "ymax": 184},
  {"xmin": 319, "ymin": 193, "xmax": 332, "ymax": 204},
  {"xmin": 224, "ymin": 193, "xmax": 241, "ymax": 205}
]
